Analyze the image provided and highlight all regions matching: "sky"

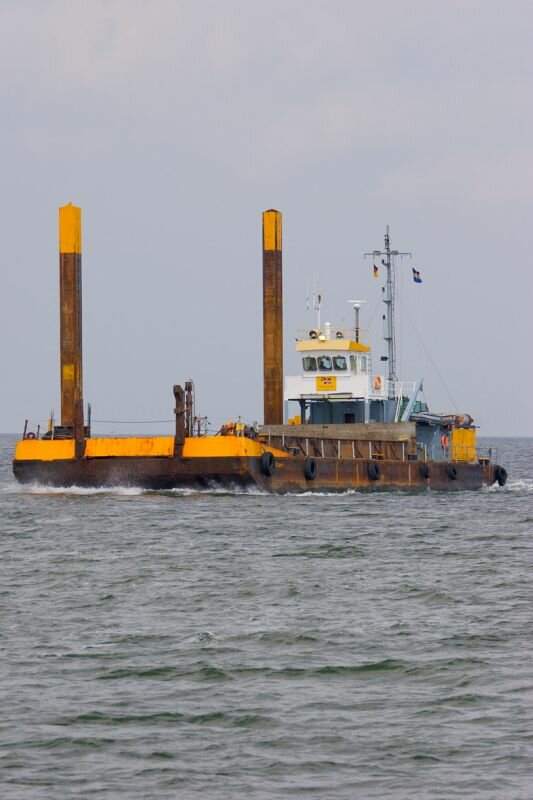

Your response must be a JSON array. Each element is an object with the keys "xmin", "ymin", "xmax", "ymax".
[{"xmin": 1, "ymin": 0, "xmax": 532, "ymax": 436}]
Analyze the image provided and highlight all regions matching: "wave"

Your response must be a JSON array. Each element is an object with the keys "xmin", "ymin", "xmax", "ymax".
[
  {"xmin": 53, "ymin": 709, "xmax": 275, "ymax": 729},
  {"xmin": 156, "ymin": 484, "xmax": 267, "ymax": 497},
  {"xmin": 1, "ymin": 482, "xmax": 267, "ymax": 498},
  {"xmin": 4, "ymin": 477, "xmax": 531, "ymax": 497},
  {"xmin": 482, "ymin": 478, "xmax": 533, "ymax": 493},
  {"xmin": 2, "ymin": 482, "xmax": 145, "ymax": 496}
]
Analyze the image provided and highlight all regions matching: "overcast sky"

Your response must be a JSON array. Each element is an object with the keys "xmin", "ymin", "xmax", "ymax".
[{"xmin": 1, "ymin": 0, "xmax": 532, "ymax": 436}]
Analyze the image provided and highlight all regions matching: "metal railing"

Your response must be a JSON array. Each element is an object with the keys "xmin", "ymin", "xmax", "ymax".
[
  {"xmin": 296, "ymin": 327, "xmax": 370, "ymax": 345},
  {"xmin": 261, "ymin": 428, "xmax": 497, "ymax": 465},
  {"xmin": 423, "ymin": 445, "xmax": 497, "ymax": 464},
  {"xmin": 390, "ymin": 382, "xmax": 418, "ymax": 416}
]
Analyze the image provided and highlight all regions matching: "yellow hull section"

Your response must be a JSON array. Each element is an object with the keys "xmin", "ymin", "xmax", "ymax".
[
  {"xmin": 14, "ymin": 436, "xmax": 287, "ymax": 462},
  {"xmin": 14, "ymin": 439, "xmax": 77, "ymax": 461}
]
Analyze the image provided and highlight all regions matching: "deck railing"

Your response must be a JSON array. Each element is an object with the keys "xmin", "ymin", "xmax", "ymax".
[
  {"xmin": 425, "ymin": 445, "xmax": 496, "ymax": 465},
  {"xmin": 261, "ymin": 427, "xmax": 496, "ymax": 465},
  {"xmin": 296, "ymin": 327, "xmax": 370, "ymax": 345}
]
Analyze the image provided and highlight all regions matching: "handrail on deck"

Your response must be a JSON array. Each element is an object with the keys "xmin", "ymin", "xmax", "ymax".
[{"xmin": 295, "ymin": 327, "xmax": 370, "ymax": 345}]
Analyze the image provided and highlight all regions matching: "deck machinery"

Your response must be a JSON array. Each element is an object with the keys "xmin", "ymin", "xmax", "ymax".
[{"xmin": 13, "ymin": 206, "xmax": 506, "ymax": 492}]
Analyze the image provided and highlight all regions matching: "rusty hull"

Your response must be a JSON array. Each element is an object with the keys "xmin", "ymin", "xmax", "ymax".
[{"xmin": 13, "ymin": 453, "xmax": 498, "ymax": 493}]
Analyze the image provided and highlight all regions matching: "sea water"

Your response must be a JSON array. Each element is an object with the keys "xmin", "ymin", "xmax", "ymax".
[{"xmin": 1, "ymin": 435, "xmax": 532, "ymax": 799}]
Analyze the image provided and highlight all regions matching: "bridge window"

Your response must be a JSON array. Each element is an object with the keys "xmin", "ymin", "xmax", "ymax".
[
  {"xmin": 350, "ymin": 355, "xmax": 357, "ymax": 373},
  {"xmin": 333, "ymin": 356, "xmax": 347, "ymax": 371},
  {"xmin": 318, "ymin": 356, "xmax": 332, "ymax": 371},
  {"xmin": 302, "ymin": 356, "xmax": 317, "ymax": 372},
  {"xmin": 360, "ymin": 356, "xmax": 367, "ymax": 373}
]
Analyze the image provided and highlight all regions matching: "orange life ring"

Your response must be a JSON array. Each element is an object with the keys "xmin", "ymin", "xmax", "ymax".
[
  {"xmin": 441, "ymin": 434, "xmax": 449, "ymax": 447},
  {"xmin": 373, "ymin": 376, "xmax": 382, "ymax": 390}
]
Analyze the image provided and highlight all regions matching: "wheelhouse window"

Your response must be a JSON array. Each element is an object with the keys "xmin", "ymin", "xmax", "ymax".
[
  {"xmin": 350, "ymin": 355, "xmax": 357, "ymax": 373},
  {"xmin": 360, "ymin": 356, "xmax": 367, "ymax": 373},
  {"xmin": 333, "ymin": 355, "xmax": 347, "ymax": 371},
  {"xmin": 302, "ymin": 356, "xmax": 317, "ymax": 372},
  {"xmin": 317, "ymin": 356, "xmax": 332, "ymax": 371}
]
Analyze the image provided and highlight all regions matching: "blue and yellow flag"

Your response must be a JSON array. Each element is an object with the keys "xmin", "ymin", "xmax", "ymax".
[{"xmin": 412, "ymin": 268, "xmax": 422, "ymax": 284}]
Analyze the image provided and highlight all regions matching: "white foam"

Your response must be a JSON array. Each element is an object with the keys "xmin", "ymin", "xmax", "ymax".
[
  {"xmin": 2, "ymin": 481, "xmax": 267, "ymax": 498},
  {"xmin": 2, "ymin": 482, "xmax": 145, "ymax": 496},
  {"xmin": 162, "ymin": 483, "xmax": 267, "ymax": 496},
  {"xmin": 482, "ymin": 479, "xmax": 533, "ymax": 493},
  {"xmin": 5, "ymin": 479, "xmax": 529, "ymax": 498}
]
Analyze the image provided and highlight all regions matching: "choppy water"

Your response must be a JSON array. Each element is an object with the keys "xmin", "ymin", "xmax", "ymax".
[{"xmin": 1, "ymin": 434, "xmax": 532, "ymax": 799}]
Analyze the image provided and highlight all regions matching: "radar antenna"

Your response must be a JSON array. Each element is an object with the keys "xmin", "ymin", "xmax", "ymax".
[
  {"xmin": 347, "ymin": 300, "xmax": 366, "ymax": 343},
  {"xmin": 306, "ymin": 280, "xmax": 322, "ymax": 333}
]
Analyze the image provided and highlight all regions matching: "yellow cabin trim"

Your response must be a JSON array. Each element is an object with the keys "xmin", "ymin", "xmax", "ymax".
[
  {"xmin": 296, "ymin": 340, "xmax": 370, "ymax": 352},
  {"xmin": 262, "ymin": 209, "xmax": 282, "ymax": 251},
  {"xmin": 59, "ymin": 203, "xmax": 82, "ymax": 254},
  {"xmin": 14, "ymin": 436, "xmax": 288, "ymax": 462}
]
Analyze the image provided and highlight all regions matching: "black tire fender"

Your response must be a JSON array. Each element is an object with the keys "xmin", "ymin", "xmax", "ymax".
[
  {"xmin": 420, "ymin": 463, "xmax": 430, "ymax": 480},
  {"xmin": 260, "ymin": 451, "xmax": 275, "ymax": 477},
  {"xmin": 368, "ymin": 461, "xmax": 381, "ymax": 481},
  {"xmin": 448, "ymin": 466, "xmax": 458, "ymax": 481},
  {"xmin": 495, "ymin": 466, "xmax": 507, "ymax": 487},
  {"xmin": 303, "ymin": 458, "xmax": 317, "ymax": 481}
]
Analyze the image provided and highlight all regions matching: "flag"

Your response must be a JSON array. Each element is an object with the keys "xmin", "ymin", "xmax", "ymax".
[
  {"xmin": 373, "ymin": 263, "xmax": 379, "ymax": 278},
  {"xmin": 412, "ymin": 268, "xmax": 422, "ymax": 284}
]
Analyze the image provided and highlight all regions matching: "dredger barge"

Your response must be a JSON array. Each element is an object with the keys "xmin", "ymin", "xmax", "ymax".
[{"xmin": 13, "ymin": 205, "xmax": 507, "ymax": 492}]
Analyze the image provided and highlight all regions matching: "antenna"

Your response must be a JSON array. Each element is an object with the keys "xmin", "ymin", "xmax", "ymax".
[
  {"xmin": 308, "ymin": 281, "xmax": 321, "ymax": 332},
  {"xmin": 365, "ymin": 227, "xmax": 411, "ymax": 399},
  {"xmin": 348, "ymin": 300, "xmax": 366, "ymax": 343}
]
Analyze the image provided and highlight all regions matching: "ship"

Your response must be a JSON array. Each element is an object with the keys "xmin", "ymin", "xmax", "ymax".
[{"xmin": 12, "ymin": 205, "xmax": 507, "ymax": 492}]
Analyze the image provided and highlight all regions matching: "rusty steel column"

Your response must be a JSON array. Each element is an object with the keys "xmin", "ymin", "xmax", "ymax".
[
  {"xmin": 173, "ymin": 384, "xmax": 185, "ymax": 456},
  {"xmin": 59, "ymin": 203, "xmax": 84, "ymax": 451},
  {"xmin": 184, "ymin": 380, "xmax": 194, "ymax": 437},
  {"xmin": 263, "ymin": 209, "xmax": 283, "ymax": 425}
]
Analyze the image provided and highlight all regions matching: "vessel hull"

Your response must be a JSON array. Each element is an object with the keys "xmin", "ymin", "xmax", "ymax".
[{"xmin": 13, "ymin": 455, "xmax": 496, "ymax": 493}]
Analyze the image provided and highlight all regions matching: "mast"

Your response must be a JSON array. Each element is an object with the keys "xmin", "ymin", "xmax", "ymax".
[{"xmin": 365, "ymin": 227, "xmax": 411, "ymax": 399}]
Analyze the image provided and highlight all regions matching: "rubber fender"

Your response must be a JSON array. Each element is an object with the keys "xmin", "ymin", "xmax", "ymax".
[
  {"xmin": 420, "ymin": 463, "xmax": 431, "ymax": 480},
  {"xmin": 303, "ymin": 457, "xmax": 317, "ymax": 481},
  {"xmin": 448, "ymin": 466, "xmax": 458, "ymax": 480},
  {"xmin": 368, "ymin": 462, "xmax": 381, "ymax": 481},
  {"xmin": 495, "ymin": 466, "xmax": 507, "ymax": 487},
  {"xmin": 260, "ymin": 451, "xmax": 275, "ymax": 477}
]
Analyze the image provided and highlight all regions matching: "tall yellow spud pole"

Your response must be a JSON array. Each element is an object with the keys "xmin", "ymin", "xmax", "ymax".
[
  {"xmin": 59, "ymin": 203, "xmax": 84, "ymax": 450},
  {"xmin": 262, "ymin": 209, "xmax": 283, "ymax": 425}
]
